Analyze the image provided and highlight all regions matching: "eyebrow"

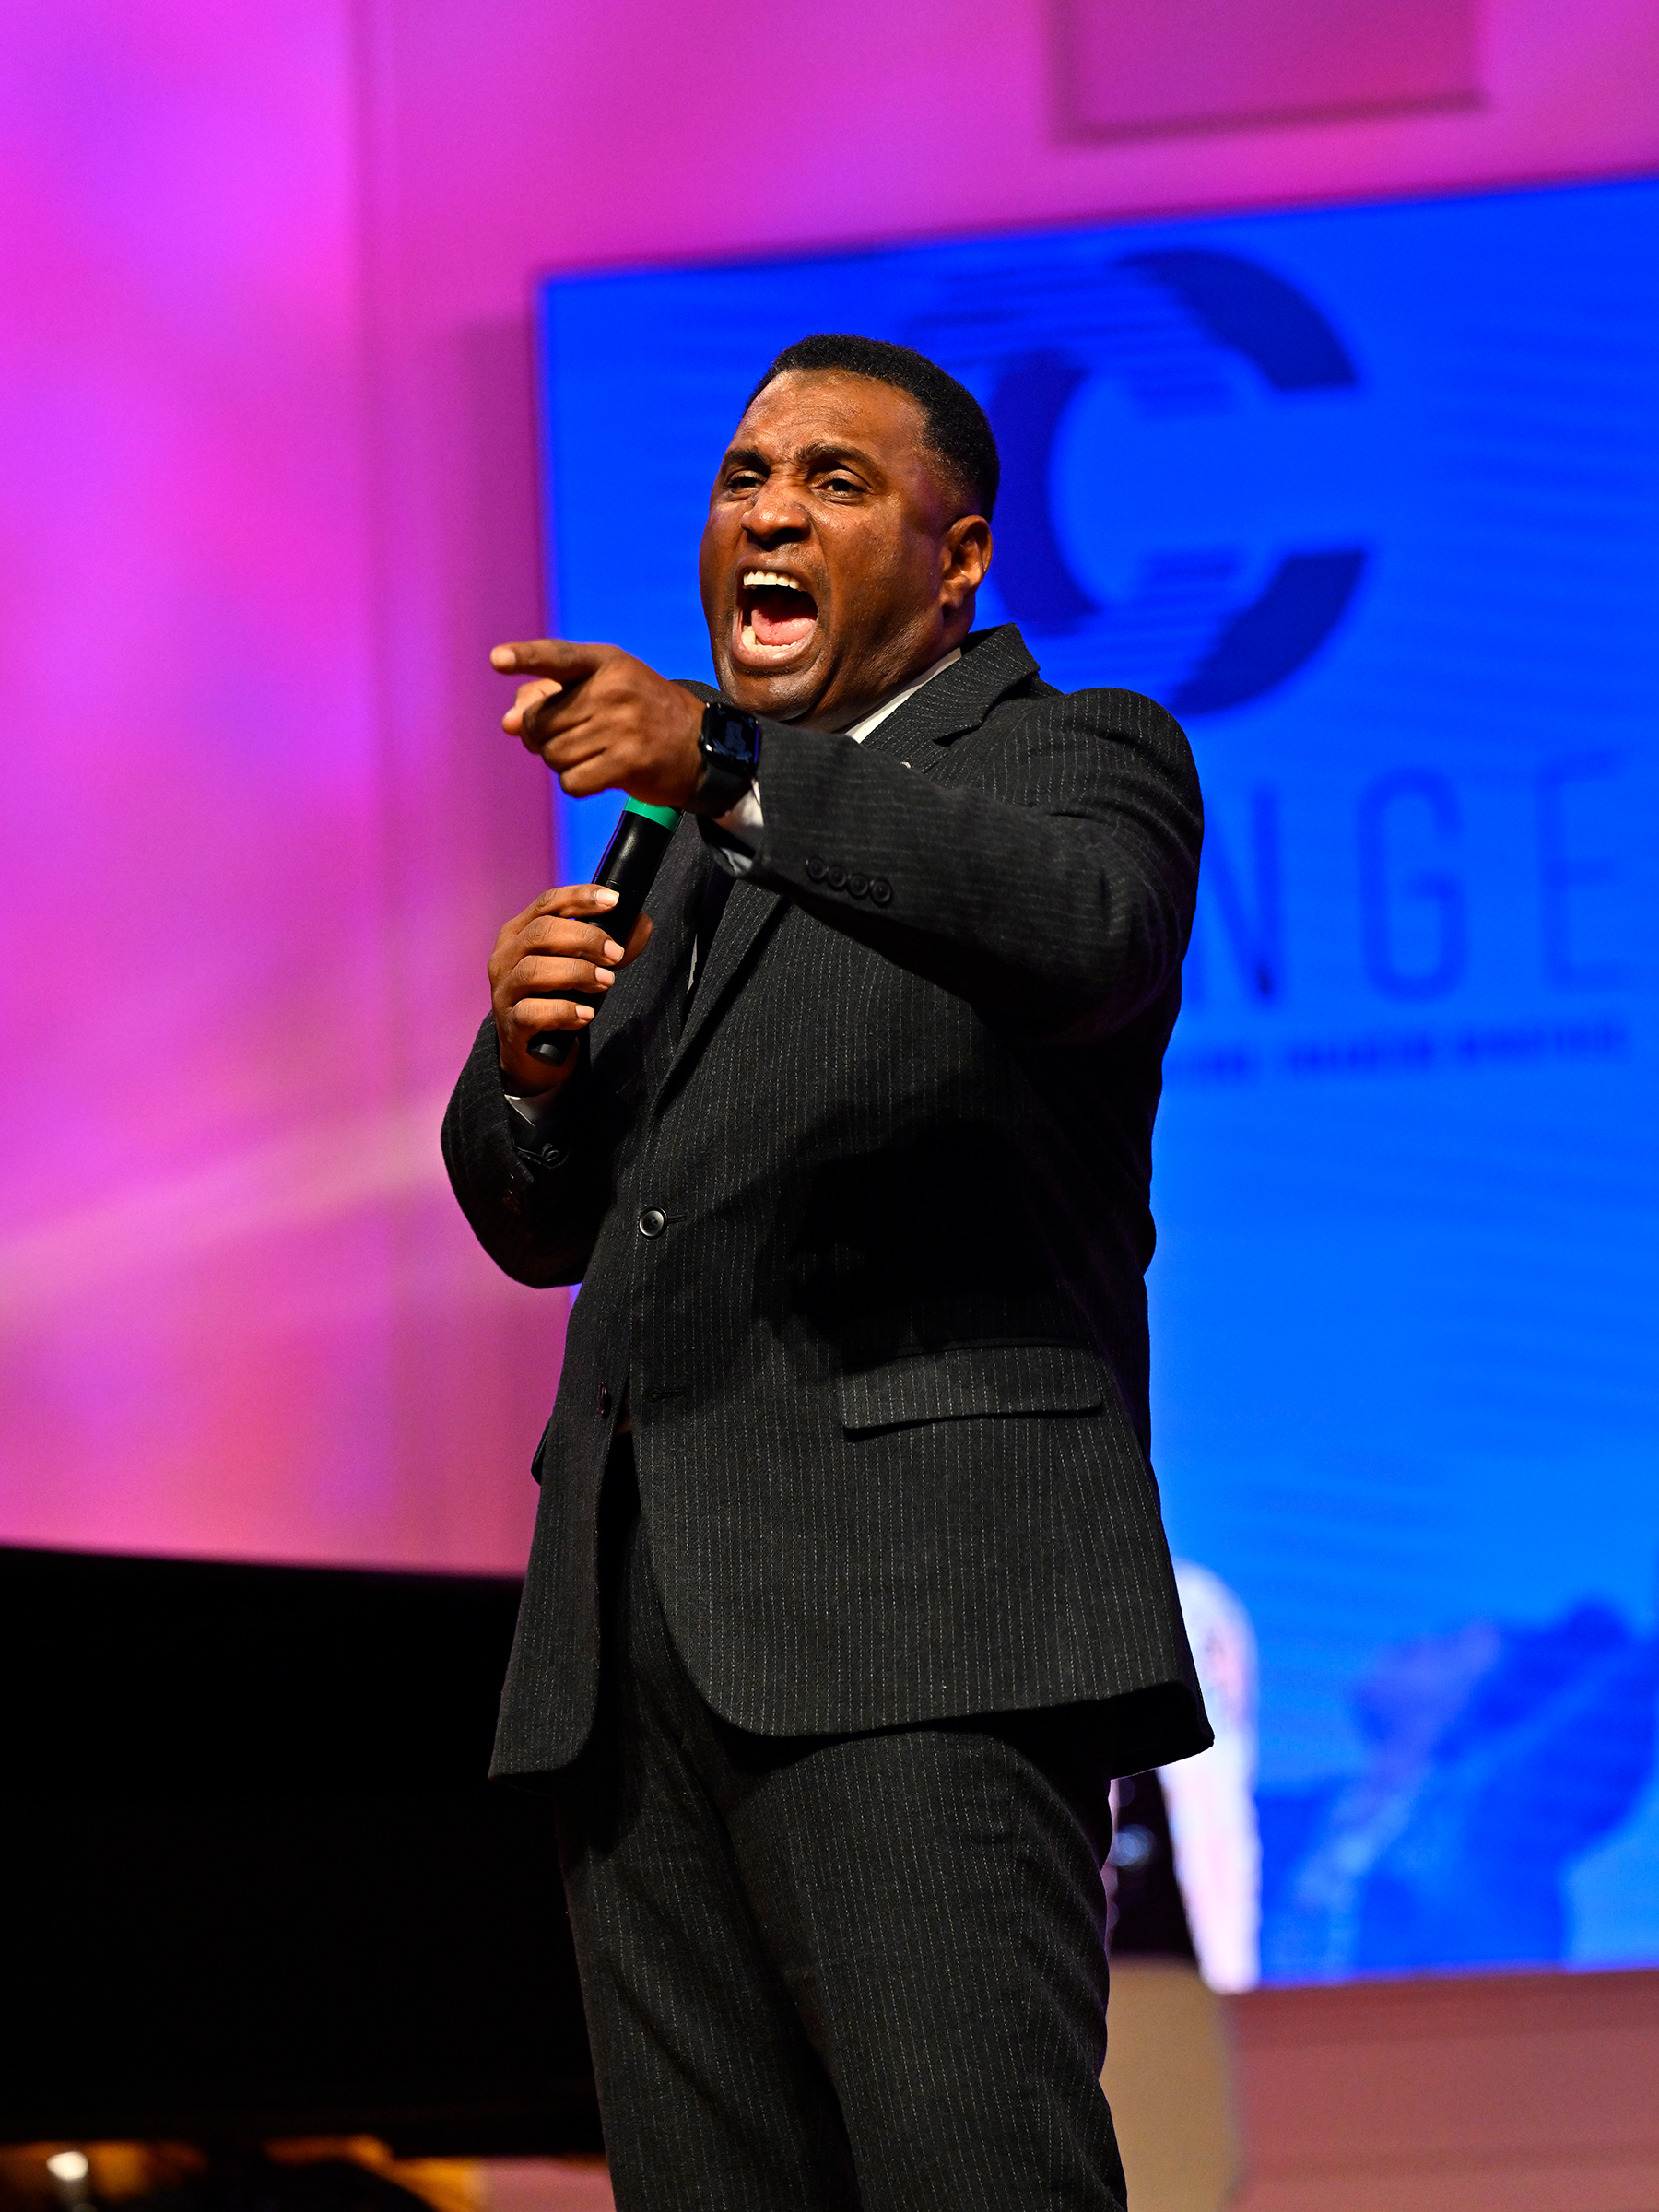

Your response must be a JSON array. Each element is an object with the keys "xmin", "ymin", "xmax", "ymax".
[
  {"xmin": 718, "ymin": 441, "xmax": 885, "ymax": 480},
  {"xmin": 796, "ymin": 441, "xmax": 882, "ymax": 477}
]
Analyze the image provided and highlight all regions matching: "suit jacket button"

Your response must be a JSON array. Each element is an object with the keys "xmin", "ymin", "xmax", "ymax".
[
  {"xmin": 598, "ymin": 1383, "xmax": 611, "ymax": 1417},
  {"xmin": 847, "ymin": 871, "xmax": 869, "ymax": 897},
  {"xmin": 806, "ymin": 854, "xmax": 827, "ymax": 881},
  {"xmin": 869, "ymin": 877, "xmax": 892, "ymax": 905},
  {"xmin": 639, "ymin": 1206, "xmax": 667, "ymax": 1237},
  {"xmin": 828, "ymin": 865, "xmax": 847, "ymax": 889}
]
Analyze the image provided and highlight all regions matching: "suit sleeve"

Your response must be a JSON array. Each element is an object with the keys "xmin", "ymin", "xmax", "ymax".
[
  {"xmin": 741, "ymin": 685, "xmax": 1203, "ymax": 1041},
  {"xmin": 440, "ymin": 1014, "xmax": 614, "ymax": 1288}
]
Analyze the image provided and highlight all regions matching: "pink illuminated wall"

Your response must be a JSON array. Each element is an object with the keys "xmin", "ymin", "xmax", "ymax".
[{"xmin": 2, "ymin": 0, "xmax": 1654, "ymax": 1573}]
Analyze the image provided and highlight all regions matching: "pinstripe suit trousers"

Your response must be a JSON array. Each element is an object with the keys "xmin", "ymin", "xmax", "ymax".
[{"xmin": 554, "ymin": 1440, "xmax": 1128, "ymax": 2212}]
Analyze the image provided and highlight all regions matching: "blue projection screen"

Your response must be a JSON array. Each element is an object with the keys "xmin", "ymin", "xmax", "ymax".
[{"xmin": 535, "ymin": 178, "xmax": 1659, "ymax": 1982}]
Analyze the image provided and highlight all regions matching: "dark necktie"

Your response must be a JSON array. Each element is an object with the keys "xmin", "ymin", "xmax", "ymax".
[{"xmin": 688, "ymin": 861, "xmax": 737, "ymax": 1005}]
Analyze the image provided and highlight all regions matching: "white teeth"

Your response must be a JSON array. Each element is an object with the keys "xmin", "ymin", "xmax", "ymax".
[{"xmin": 737, "ymin": 571, "xmax": 815, "ymax": 660}]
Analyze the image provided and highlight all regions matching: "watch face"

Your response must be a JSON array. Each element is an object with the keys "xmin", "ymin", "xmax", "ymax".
[{"xmin": 705, "ymin": 703, "xmax": 759, "ymax": 764}]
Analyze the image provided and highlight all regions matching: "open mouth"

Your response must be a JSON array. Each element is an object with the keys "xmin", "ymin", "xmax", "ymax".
[{"xmin": 738, "ymin": 570, "xmax": 819, "ymax": 656}]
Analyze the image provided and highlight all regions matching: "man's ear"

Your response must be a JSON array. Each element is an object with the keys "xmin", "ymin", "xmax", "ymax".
[{"xmin": 941, "ymin": 515, "xmax": 993, "ymax": 611}]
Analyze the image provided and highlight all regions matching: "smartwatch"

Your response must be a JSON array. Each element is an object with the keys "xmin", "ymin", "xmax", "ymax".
[{"xmin": 688, "ymin": 699, "xmax": 762, "ymax": 817}]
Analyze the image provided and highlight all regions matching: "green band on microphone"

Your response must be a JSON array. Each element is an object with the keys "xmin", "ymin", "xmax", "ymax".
[{"xmin": 623, "ymin": 797, "xmax": 682, "ymax": 830}]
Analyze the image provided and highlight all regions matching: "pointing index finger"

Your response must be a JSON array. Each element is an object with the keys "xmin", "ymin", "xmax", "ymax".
[{"xmin": 490, "ymin": 638, "xmax": 609, "ymax": 678}]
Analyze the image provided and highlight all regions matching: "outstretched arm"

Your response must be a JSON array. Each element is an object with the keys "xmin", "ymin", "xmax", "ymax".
[{"xmin": 489, "ymin": 635, "xmax": 1201, "ymax": 1044}]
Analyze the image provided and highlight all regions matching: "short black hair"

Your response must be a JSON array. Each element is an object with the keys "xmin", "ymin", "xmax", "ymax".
[{"xmin": 745, "ymin": 334, "xmax": 999, "ymax": 520}]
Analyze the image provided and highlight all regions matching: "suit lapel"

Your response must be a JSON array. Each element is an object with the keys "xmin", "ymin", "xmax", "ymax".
[
  {"xmin": 854, "ymin": 624, "xmax": 1039, "ymax": 768},
  {"xmin": 665, "ymin": 874, "xmax": 784, "ymax": 1073}
]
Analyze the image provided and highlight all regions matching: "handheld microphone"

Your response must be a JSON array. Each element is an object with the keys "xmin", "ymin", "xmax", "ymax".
[{"xmin": 528, "ymin": 796, "xmax": 682, "ymax": 1067}]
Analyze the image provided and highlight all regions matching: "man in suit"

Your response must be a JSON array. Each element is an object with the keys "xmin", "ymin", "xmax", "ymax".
[{"xmin": 443, "ymin": 334, "xmax": 1208, "ymax": 2211}]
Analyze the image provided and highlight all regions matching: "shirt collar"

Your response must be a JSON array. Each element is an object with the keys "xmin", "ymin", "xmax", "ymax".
[{"xmin": 833, "ymin": 648, "xmax": 962, "ymax": 744}]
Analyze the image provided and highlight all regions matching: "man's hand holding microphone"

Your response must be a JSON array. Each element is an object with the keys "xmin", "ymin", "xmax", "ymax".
[{"xmin": 487, "ymin": 638, "xmax": 708, "ymax": 1098}]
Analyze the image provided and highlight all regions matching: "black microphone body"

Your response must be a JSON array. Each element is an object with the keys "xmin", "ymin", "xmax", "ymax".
[{"xmin": 529, "ymin": 797, "xmax": 682, "ymax": 1067}]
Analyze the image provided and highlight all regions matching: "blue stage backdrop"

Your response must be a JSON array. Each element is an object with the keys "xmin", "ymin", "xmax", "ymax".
[{"xmin": 535, "ymin": 177, "xmax": 1659, "ymax": 1983}]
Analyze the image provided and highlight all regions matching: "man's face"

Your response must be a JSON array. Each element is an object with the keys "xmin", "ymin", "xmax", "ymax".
[{"xmin": 699, "ymin": 370, "xmax": 992, "ymax": 728}]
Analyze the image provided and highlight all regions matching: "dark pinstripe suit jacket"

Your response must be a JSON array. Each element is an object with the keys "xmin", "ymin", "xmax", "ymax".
[{"xmin": 443, "ymin": 624, "xmax": 1211, "ymax": 1781}]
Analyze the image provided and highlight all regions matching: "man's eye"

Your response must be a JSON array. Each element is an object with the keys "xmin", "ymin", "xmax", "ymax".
[{"xmin": 822, "ymin": 476, "xmax": 862, "ymax": 497}]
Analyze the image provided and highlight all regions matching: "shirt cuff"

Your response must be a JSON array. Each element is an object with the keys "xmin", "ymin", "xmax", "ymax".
[
  {"xmin": 700, "ymin": 776, "xmax": 763, "ymax": 877},
  {"xmin": 719, "ymin": 781, "xmax": 763, "ymax": 842}
]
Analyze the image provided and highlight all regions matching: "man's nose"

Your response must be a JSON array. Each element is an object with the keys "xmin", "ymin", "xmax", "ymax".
[{"xmin": 741, "ymin": 488, "xmax": 809, "ymax": 544}]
